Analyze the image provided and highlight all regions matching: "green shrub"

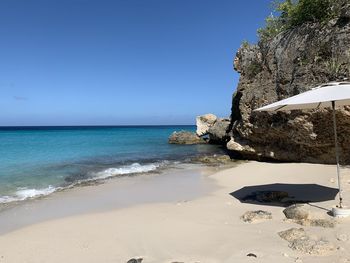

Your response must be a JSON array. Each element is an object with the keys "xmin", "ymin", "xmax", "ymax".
[{"xmin": 258, "ymin": 0, "xmax": 345, "ymax": 42}]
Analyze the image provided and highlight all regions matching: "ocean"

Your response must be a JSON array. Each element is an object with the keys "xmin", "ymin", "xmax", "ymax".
[{"xmin": 0, "ymin": 126, "xmax": 224, "ymax": 204}]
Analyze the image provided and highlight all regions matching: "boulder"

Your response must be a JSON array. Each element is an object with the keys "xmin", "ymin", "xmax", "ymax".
[
  {"xmin": 240, "ymin": 210, "xmax": 272, "ymax": 223},
  {"xmin": 283, "ymin": 204, "xmax": 311, "ymax": 220},
  {"xmin": 283, "ymin": 204, "xmax": 336, "ymax": 228},
  {"xmin": 208, "ymin": 118, "xmax": 230, "ymax": 142},
  {"xmin": 196, "ymin": 114, "xmax": 217, "ymax": 136},
  {"xmin": 168, "ymin": 131, "xmax": 206, "ymax": 145}
]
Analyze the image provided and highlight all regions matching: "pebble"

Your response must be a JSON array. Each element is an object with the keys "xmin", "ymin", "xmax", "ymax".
[
  {"xmin": 246, "ymin": 253, "xmax": 257, "ymax": 258},
  {"xmin": 338, "ymin": 246, "xmax": 345, "ymax": 251},
  {"xmin": 282, "ymin": 253, "xmax": 289, "ymax": 257},
  {"xmin": 127, "ymin": 258, "xmax": 143, "ymax": 263},
  {"xmin": 295, "ymin": 257, "xmax": 303, "ymax": 263},
  {"xmin": 330, "ymin": 178, "xmax": 335, "ymax": 183}
]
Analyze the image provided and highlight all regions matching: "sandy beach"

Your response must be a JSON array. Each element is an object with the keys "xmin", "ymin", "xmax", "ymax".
[{"xmin": 0, "ymin": 161, "xmax": 349, "ymax": 263}]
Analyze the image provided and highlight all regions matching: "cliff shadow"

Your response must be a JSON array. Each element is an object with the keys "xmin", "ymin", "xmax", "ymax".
[{"xmin": 230, "ymin": 183, "xmax": 338, "ymax": 207}]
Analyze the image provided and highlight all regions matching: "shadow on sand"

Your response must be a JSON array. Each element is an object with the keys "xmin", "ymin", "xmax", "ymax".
[{"xmin": 230, "ymin": 183, "xmax": 339, "ymax": 208}]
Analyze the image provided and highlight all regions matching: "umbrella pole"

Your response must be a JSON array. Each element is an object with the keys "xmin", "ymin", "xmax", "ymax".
[{"xmin": 332, "ymin": 101, "xmax": 343, "ymax": 208}]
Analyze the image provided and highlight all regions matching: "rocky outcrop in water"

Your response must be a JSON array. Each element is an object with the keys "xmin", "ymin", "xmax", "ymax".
[
  {"xmin": 168, "ymin": 131, "xmax": 206, "ymax": 144},
  {"xmin": 195, "ymin": 114, "xmax": 230, "ymax": 144},
  {"xmin": 220, "ymin": 4, "xmax": 350, "ymax": 164},
  {"xmin": 196, "ymin": 114, "xmax": 217, "ymax": 136}
]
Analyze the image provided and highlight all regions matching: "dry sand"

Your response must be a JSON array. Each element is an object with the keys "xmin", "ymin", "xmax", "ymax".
[{"xmin": 0, "ymin": 161, "xmax": 349, "ymax": 263}]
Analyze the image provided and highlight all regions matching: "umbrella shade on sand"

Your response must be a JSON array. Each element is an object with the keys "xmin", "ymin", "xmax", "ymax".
[
  {"xmin": 255, "ymin": 82, "xmax": 350, "ymax": 208},
  {"xmin": 230, "ymin": 183, "xmax": 339, "ymax": 207}
]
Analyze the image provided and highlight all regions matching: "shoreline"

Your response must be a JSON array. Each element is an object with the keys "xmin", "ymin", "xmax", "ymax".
[
  {"xmin": 0, "ymin": 162, "xmax": 232, "ymax": 235},
  {"xmin": 0, "ymin": 161, "xmax": 349, "ymax": 263}
]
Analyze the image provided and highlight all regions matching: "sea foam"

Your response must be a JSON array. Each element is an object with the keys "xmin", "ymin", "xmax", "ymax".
[
  {"xmin": 0, "ymin": 185, "xmax": 57, "ymax": 204},
  {"xmin": 15, "ymin": 186, "xmax": 56, "ymax": 200},
  {"xmin": 95, "ymin": 162, "xmax": 159, "ymax": 179}
]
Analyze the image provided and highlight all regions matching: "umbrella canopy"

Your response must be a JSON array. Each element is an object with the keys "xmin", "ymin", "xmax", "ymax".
[
  {"xmin": 256, "ymin": 82, "xmax": 350, "ymax": 111},
  {"xmin": 255, "ymin": 82, "xmax": 350, "ymax": 208}
]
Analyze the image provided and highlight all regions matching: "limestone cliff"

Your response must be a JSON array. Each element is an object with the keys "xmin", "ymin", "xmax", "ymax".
[{"xmin": 227, "ymin": 4, "xmax": 350, "ymax": 164}]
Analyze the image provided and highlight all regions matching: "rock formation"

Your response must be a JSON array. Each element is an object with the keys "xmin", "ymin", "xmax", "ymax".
[
  {"xmin": 227, "ymin": 5, "xmax": 350, "ymax": 163},
  {"xmin": 168, "ymin": 131, "xmax": 206, "ymax": 145},
  {"xmin": 196, "ymin": 114, "xmax": 217, "ymax": 136},
  {"xmin": 195, "ymin": 114, "xmax": 231, "ymax": 144}
]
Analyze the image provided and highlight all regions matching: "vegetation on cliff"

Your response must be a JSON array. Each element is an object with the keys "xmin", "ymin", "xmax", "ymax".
[{"xmin": 258, "ymin": 0, "xmax": 348, "ymax": 41}]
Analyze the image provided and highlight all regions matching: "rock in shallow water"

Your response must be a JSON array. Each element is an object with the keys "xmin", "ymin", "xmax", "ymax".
[
  {"xmin": 168, "ymin": 131, "xmax": 206, "ymax": 145},
  {"xmin": 191, "ymin": 154, "xmax": 232, "ymax": 165},
  {"xmin": 196, "ymin": 114, "xmax": 217, "ymax": 136}
]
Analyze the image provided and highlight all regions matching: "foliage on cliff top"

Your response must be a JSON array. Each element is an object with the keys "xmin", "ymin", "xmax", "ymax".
[{"xmin": 258, "ymin": 0, "xmax": 346, "ymax": 42}]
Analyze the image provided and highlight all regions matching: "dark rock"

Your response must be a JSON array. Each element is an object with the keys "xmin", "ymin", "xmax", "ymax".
[
  {"xmin": 246, "ymin": 253, "xmax": 257, "ymax": 258},
  {"xmin": 240, "ymin": 210, "xmax": 272, "ymax": 223},
  {"xmin": 168, "ymin": 131, "xmax": 206, "ymax": 145},
  {"xmin": 225, "ymin": 13, "xmax": 350, "ymax": 164},
  {"xmin": 126, "ymin": 258, "xmax": 143, "ymax": 263},
  {"xmin": 208, "ymin": 118, "xmax": 231, "ymax": 143}
]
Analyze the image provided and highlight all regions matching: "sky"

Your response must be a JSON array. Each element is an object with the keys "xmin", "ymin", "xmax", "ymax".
[{"xmin": 0, "ymin": 0, "xmax": 272, "ymax": 126}]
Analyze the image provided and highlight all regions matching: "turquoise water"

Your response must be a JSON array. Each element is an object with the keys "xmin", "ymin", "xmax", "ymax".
[{"xmin": 0, "ymin": 126, "xmax": 223, "ymax": 203}]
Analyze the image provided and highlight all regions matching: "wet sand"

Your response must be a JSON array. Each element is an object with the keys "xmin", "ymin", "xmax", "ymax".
[{"xmin": 0, "ymin": 163, "xmax": 221, "ymax": 235}]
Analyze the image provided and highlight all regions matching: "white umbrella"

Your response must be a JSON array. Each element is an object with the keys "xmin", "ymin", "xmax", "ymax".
[{"xmin": 255, "ymin": 81, "xmax": 350, "ymax": 208}]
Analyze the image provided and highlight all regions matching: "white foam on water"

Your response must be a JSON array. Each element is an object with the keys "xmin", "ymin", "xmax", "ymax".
[
  {"xmin": 0, "ymin": 186, "xmax": 57, "ymax": 204},
  {"xmin": 95, "ymin": 162, "xmax": 159, "ymax": 179},
  {"xmin": 15, "ymin": 185, "xmax": 56, "ymax": 200}
]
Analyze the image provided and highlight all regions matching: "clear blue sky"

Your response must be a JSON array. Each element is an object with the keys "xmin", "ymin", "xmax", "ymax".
[{"xmin": 0, "ymin": 0, "xmax": 271, "ymax": 126}]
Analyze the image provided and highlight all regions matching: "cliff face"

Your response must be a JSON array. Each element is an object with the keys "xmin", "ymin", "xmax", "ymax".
[{"xmin": 227, "ymin": 5, "xmax": 350, "ymax": 164}]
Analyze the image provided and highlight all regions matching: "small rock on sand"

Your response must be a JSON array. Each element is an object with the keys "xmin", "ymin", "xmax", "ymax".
[
  {"xmin": 240, "ymin": 210, "xmax": 272, "ymax": 223},
  {"xmin": 279, "ymin": 228, "xmax": 307, "ymax": 242},
  {"xmin": 283, "ymin": 205, "xmax": 335, "ymax": 228},
  {"xmin": 283, "ymin": 204, "xmax": 310, "ymax": 220},
  {"xmin": 246, "ymin": 253, "xmax": 257, "ymax": 258},
  {"xmin": 127, "ymin": 258, "xmax": 143, "ymax": 263},
  {"xmin": 278, "ymin": 228, "xmax": 335, "ymax": 255}
]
